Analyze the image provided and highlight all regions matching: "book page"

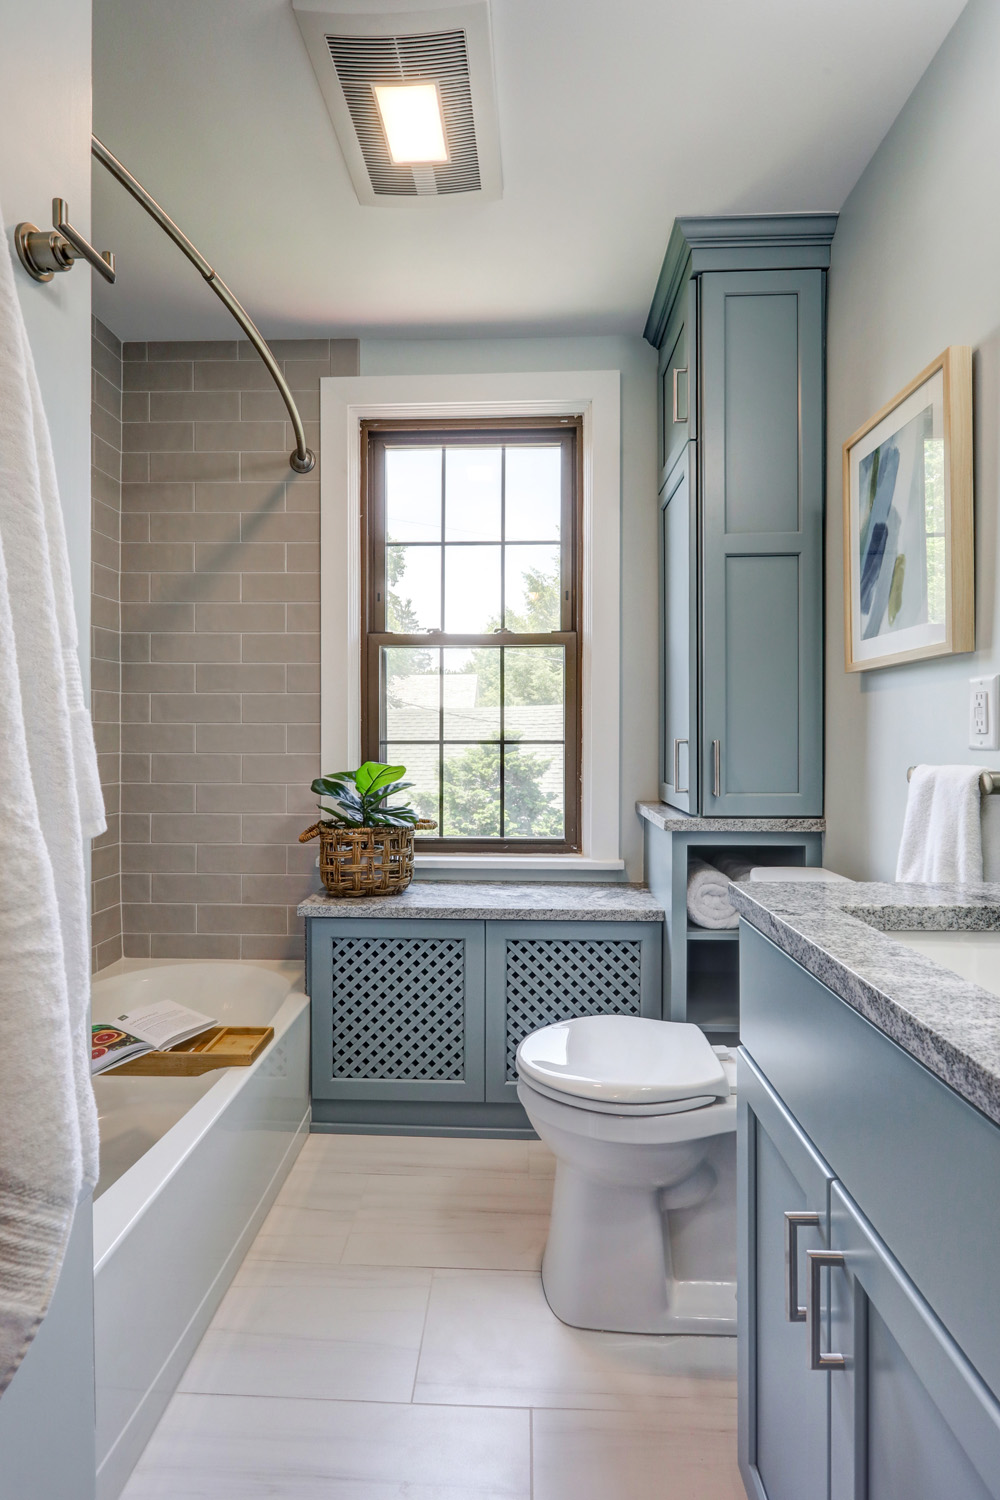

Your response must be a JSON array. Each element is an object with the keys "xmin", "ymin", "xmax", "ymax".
[{"xmin": 114, "ymin": 1000, "xmax": 215, "ymax": 1051}]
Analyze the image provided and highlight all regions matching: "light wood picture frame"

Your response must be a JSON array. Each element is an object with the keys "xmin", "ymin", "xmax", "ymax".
[{"xmin": 843, "ymin": 345, "xmax": 973, "ymax": 672}]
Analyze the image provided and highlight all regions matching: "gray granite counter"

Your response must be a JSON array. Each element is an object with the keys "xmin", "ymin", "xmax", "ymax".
[
  {"xmin": 729, "ymin": 878, "xmax": 1000, "ymax": 1127},
  {"xmin": 637, "ymin": 800, "xmax": 826, "ymax": 833},
  {"xmin": 299, "ymin": 882, "xmax": 664, "ymax": 921}
]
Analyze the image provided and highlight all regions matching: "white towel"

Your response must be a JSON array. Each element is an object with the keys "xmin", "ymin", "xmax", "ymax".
[
  {"xmin": 896, "ymin": 764, "xmax": 983, "ymax": 883},
  {"xmin": 687, "ymin": 857, "xmax": 753, "ymax": 929},
  {"xmin": 0, "ymin": 205, "xmax": 106, "ymax": 1396}
]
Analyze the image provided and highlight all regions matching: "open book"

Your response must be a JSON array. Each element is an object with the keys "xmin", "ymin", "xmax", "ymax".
[{"xmin": 91, "ymin": 1000, "xmax": 216, "ymax": 1075}]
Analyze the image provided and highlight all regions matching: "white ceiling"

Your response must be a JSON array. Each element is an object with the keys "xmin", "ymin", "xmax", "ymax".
[{"xmin": 92, "ymin": 0, "xmax": 967, "ymax": 342}]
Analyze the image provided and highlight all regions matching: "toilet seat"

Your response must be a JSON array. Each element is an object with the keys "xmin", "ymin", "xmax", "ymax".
[{"xmin": 516, "ymin": 1015, "xmax": 730, "ymax": 1109}]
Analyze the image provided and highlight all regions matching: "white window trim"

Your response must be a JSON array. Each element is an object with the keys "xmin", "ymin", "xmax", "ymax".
[{"xmin": 319, "ymin": 371, "xmax": 623, "ymax": 872}]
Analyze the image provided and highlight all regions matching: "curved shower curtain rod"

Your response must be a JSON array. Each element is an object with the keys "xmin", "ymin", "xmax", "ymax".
[{"xmin": 91, "ymin": 136, "xmax": 316, "ymax": 475}]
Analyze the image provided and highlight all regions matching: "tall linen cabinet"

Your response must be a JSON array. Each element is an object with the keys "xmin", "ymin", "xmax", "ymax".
[{"xmin": 646, "ymin": 215, "xmax": 836, "ymax": 817}]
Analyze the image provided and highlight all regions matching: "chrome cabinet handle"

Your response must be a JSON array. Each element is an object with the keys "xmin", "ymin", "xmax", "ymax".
[
  {"xmin": 14, "ymin": 197, "xmax": 116, "ymax": 284},
  {"xmin": 806, "ymin": 1249, "xmax": 847, "ymax": 1370},
  {"xmin": 672, "ymin": 738, "xmax": 689, "ymax": 794},
  {"xmin": 712, "ymin": 739, "xmax": 721, "ymax": 798},
  {"xmin": 784, "ymin": 1211, "xmax": 820, "ymax": 1322},
  {"xmin": 672, "ymin": 365, "xmax": 689, "ymax": 424}
]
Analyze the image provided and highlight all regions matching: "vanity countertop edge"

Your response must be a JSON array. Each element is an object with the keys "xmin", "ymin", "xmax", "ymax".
[
  {"xmin": 298, "ymin": 882, "xmax": 665, "ymax": 921},
  {"xmin": 729, "ymin": 877, "xmax": 1000, "ymax": 1128},
  {"xmin": 636, "ymin": 799, "xmax": 826, "ymax": 833}
]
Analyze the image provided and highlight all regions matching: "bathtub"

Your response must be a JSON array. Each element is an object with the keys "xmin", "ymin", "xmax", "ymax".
[{"xmin": 91, "ymin": 960, "xmax": 310, "ymax": 1500}]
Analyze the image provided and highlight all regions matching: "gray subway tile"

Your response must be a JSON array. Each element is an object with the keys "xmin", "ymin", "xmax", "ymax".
[
  {"xmin": 121, "ymin": 843, "xmax": 196, "ymax": 873},
  {"xmin": 195, "ymin": 421, "xmax": 285, "ymax": 452},
  {"xmin": 121, "ymin": 814, "xmax": 152, "ymax": 842},
  {"xmin": 123, "ymin": 783, "xmax": 196, "ymax": 814},
  {"xmin": 150, "ymin": 452, "xmax": 239, "ymax": 482},
  {"xmin": 120, "ymin": 753, "xmax": 151, "ymax": 783},
  {"xmin": 122, "ymin": 452, "xmax": 150, "ymax": 483},
  {"xmin": 92, "ymin": 339, "xmax": 122, "ymax": 387},
  {"xmin": 285, "ymin": 483, "xmax": 320, "ymax": 513},
  {"xmin": 121, "ymin": 541, "xmax": 194, "ymax": 573},
  {"xmin": 92, "ymin": 904, "xmax": 123, "ymax": 947},
  {"xmin": 149, "ymin": 512, "xmax": 240, "ymax": 544},
  {"xmin": 285, "ymin": 664, "xmax": 319, "ymax": 696},
  {"xmin": 193, "ymin": 542, "xmax": 285, "ymax": 573},
  {"xmin": 121, "ymin": 633, "xmax": 150, "ymax": 663},
  {"xmin": 240, "ymin": 452, "xmax": 309, "ymax": 484},
  {"xmin": 92, "ymin": 467, "xmax": 121, "ymax": 510},
  {"xmin": 121, "ymin": 723, "xmax": 196, "ymax": 754},
  {"xmin": 151, "ymin": 874, "xmax": 242, "ymax": 905},
  {"xmin": 196, "ymin": 663, "xmax": 284, "ymax": 694},
  {"xmin": 121, "ymin": 602, "xmax": 194, "ymax": 633},
  {"xmin": 94, "ymin": 319, "xmax": 123, "ymax": 358},
  {"xmin": 241, "ymin": 694, "xmax": 320, "ymax": 724},
  {"xmin": 286, "ymin": 544, "xmax": 319, "ymax": 573},
  {"xmin": 331, "ymin": 340, "xmax": 360, "ymax": 375},
  {"xmin": 241, "ymin": 633, "xmax": 319, "ymax": 663},
  {"xmin": 195, "ymin": 360, "xmax": 274, "ymax": 391},
  {"xmin": 122, "ymin": 903, "xmax": 196, "ymax": 934},
  {"xmin": 241, "ymin": 389, "xmax": 319, "ymax": 423},
  {"xmin": 241, "ymin": 814, "xmax": 310, "ymax": 844},
  {"xmin": 150, "ymin": 390, "xmax": 241, "ymax": 423},
  {"xmin": 241, "ymin": 874, "xmax": 315, "ymax": 905},
  {"xmin": 150, "ymin": 934, "xmax": 240, "ymax": 960},
  {"xmin": 151, "ymin": 813, "xmax": 243, "ymax": 844},
  {"xmin": 151, "ymin": 633, "xmax": 241, "ymax": 664},
  {"xmin": 121, "ymin": 693, "xmax": 151, "ymax": 723},
  {"xmin": 258, "ymin": 339, "xmax": 330, "ymax": 361},
  {"xmin": 241, "ymin": 934, "xmax": 303, "ymax": 961},
  {"xmin": 149, "ymin": 341, "xmax": 238, "ymax": 362},
  {"xmin": 195, "ymin": 481, "xmax": 283, "ymax": 512},
  {"xmin": 94, "ymin": 934, "xmax": 125, "ymax": 972},
  {"xmin": 120, "ymin": 512, "xmax": 150, "ymax": 543},
  {"xmin": 239, "ymin": 511, "xmax": 318, "ymax": 544},
  {"xmin": 285, "ymin": 724, "xmax": 320, "ymax": 755},
  {"xmin": 241, "ymin": 754, "xmax": 318, "ymax": 785},
  {"xmin": 197, "ymin": 844, "xmax": 286, "ymax": 874},
  {"xmin": 196, "ymin": 723, "xmax": 286, "ymax": 753},
  {"xmin": 93, "ymin": 437, "xmax": 121, "ymax": 482},
  {"xmin": 240, "ymin": 573, "xmax": 319, "ymax": 604},
  {"xmin": 122, "ymin": 934, "xmax": 152, "ymax": 958},
  {"xmin": 123, "ymin": 421, "xmax": 193, "ymax": 453},
  {"xmin": 150, "ymin": 753, "xmax": 242, "ymax": 784},
  {"xmin": 93, "ymin": 873, "xmax": 122, "ymax": 914},
  {"xmin": 150, "ymin": 572, "xmax": 241, "ymax": 605},
  {"xmin": 194, "ymin": 602, "xmax": 284, "ymax": 633},
  {"xmin": 122, "ymin": 481, "xmax": 195, "ymax": 513},
  {"xmin": 121, "ymin": 391, "xmax": 149, "ymax": 423},
  {"xmin": 121, "ymin": 662, "xmax": 195, "ymax": 694},
  {"xmin": 123, "ymin": 361, "xmax": 194, "ymax": 392},
  {"xmin": 286, "ymin": 606, "xmax": 319, "ymax": 632},
  {"xmin": 121, "ymin": 873, "xmax": 151, "ymax": 904},
  {"xmin": 197, "ymin": 903, "xmax": 288, "ymax": 935},
  {"xmin": 197, "ymin": 784, "xmax": 285, "ymax": 813},
  {"xmin": 150, "ymin": 693, "xmax": 242, "ymax": 724},
  {"xmin": 122, "ymin": 342, "xmax": 147, "ymax": 362}
]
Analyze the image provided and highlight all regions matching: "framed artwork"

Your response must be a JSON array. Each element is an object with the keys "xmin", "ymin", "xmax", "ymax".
[{"xmin": 843, "ymin": 345, "xmax": 973, "ymax": 672}]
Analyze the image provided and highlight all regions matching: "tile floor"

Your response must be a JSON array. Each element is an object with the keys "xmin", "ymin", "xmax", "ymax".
[{"xmin": 122, "ymin": 1133, "xmax": 741, "ymax": 1498}]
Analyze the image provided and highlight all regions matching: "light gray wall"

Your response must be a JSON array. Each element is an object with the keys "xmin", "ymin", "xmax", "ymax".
[
  {"xmin": 360, "ymin": 335, "xmax": 659, "ymax": 882},
  {"xmin": 0, "ymin": 0, "xmax": 97, "ymax": 1491},
  {"xmin": 825, "ymin": 0, "xmax": 1000, "ymax": 881}
]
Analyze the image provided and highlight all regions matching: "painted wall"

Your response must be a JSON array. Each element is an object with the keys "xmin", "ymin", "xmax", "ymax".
[
  {"xmin": 360, "ymin": 335, "xmax": 659, "ymax": 881},
  {"xmin": 0, "ymin": 0, "xmax": 97, "ymax": 1492},
  {"xmin": 825, "ymin": 0, "xmax": 1000, "ymax": 881}
]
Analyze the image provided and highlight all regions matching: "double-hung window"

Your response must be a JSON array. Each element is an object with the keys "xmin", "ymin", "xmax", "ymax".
[{"xmin": 361, "ymin": 419, "xmax": 581, "ymax": 852}]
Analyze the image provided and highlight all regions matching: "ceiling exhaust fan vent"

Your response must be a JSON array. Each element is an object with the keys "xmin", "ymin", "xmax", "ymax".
[{"xmin": 293, "ymin": 4, "xmax": 502, "ymax": 207}]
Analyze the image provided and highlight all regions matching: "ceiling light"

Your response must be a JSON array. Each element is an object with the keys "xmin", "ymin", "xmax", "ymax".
[{"xmin": 373, "ymin": 83, "xmax": 448, "ymax": 164}]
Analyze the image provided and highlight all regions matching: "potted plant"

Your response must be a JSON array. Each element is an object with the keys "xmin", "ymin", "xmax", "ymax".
[{"xmin": 299, "ymin": 761, "xmax": 435, "ymax": 897}]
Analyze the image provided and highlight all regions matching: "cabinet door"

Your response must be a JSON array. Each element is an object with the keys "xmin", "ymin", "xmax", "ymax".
[
  {"xmin": 700, "ymin": 269, "xmax": 824, "ymax": 816},
  {"xmin": 309, "ymin": 918, "xmax": 485, "ymax": 1102},
  {"xmin": 659, "ymin": 447, "xmax": 698, "ymax": 811},
  {"xmin": 828, "ymin": 1182, "xmax": 1000, "ymax": 1500},
  {"xmin": 738, "ymin": 1052, "xmax": 833, "ymax": 1500},
  {"xmin": 658, "ymin": 277, "xmax": 697, "ymax": 486},
  {"xmin": 484, "ymin": 920, "xmax": 662, "ymax": 1103}
]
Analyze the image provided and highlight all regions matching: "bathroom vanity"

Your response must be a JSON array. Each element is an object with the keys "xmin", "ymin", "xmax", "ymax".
[
  {"xmin": 300, "ymin": 883, "xmax": 663, "ymax": 1135},
  {"xmin": 733, "ymin": 879, "xmax": 1000, "ymax": 1500}
]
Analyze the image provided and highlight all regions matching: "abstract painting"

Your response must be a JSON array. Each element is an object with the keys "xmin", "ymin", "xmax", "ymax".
[{"xmin": 843, "ymin": 346, "xmax": 973, "ymax": 671}]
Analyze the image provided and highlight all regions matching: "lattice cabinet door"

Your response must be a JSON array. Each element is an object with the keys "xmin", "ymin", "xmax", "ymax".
[
  {"xmin": 309, "ymin": 919, "xmax": 486, "ymax": 1101},
  {"xmin": 483, "ymin": 920, "xmax": 663, "ymax": 1104}
]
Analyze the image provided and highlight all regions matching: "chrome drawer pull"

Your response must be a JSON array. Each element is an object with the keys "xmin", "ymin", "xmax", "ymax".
[
  {"xmin": 712, "ymin": 739, "xmax": 721, "ymax": 798},
  {"xmin": 806, "ymin": 1249, "xmax": 847, "ymax": 1370},
  {"xmin": 784, "ymin": 1210, "xmax": 820, "ymax": 1322},
  {"xmin": 672, "ymin": 365, "xmax": 688, "ymax": 424},
  {"xmin": 673, "ymin": 737, "xmax": 689, "ymax": 794}
]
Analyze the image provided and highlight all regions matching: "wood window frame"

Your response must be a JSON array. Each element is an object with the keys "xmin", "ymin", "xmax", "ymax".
[{"xmin": 361, "ymin": 416, "xmax": 583, "ymax": 854}]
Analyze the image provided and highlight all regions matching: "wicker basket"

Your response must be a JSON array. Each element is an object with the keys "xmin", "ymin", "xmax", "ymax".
[{"xmin": 299, "ymin": 819, "xmax": 436, "ymax": 898}]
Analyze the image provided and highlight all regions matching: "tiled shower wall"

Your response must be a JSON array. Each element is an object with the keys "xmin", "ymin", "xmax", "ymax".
[
  {"xmin": 115, "ymin": 336, "xmax": 358, "ymax": 959},
  {"xmin": 91, "ymin": 318, "xmax": 123, "ymax": 971}
]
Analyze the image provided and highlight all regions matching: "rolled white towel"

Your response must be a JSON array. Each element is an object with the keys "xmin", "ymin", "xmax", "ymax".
[{"xmin": 687, "ymin": 857, "xmax": 753, "ymax": 929}]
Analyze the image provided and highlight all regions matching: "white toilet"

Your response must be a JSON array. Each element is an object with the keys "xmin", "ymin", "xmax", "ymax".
[{"xmin": 517, "ymin": 1014, "xmax": 737, "ymax": 1336}]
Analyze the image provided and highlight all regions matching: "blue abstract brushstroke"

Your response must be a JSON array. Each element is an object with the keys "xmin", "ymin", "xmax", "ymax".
[{"xmin": 860, "ymin": 522, "xmax": 888, "ymax": 614}]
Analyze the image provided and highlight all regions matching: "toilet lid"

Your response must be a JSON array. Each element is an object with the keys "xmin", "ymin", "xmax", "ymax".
[{"xmin": 516, "ymin": 1016, "xmax": 730, "ymax": 1107}]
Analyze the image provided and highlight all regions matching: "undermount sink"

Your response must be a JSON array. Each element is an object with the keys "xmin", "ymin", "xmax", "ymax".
[{"xmin": 888, "ymin": 930, "xmax": 1000, "ymax": 999}]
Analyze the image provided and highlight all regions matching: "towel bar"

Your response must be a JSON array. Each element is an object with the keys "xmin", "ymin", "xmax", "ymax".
[{"xmin": 907, "ymin": 766, "xmax": 999, "ymax": 795}]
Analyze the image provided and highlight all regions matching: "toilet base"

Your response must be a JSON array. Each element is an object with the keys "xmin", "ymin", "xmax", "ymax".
[{"xmin": 539, "ymin": 1160, "xmax": 736, "ymax": 1336}]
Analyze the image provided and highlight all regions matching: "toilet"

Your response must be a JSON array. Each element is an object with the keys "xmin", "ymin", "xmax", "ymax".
[{"xmin": 517, "ymin": 1014, "xmax": 737, "ymax": 1336}]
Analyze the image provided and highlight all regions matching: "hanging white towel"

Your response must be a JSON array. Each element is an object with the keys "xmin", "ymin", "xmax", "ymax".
[
  {"xmin": 895, "ymin": 764, "xmax": 983, "ymax": 883},
  {"xmin": 0, "ymin": 200, "xmax": 105, "ymax": 1397}
]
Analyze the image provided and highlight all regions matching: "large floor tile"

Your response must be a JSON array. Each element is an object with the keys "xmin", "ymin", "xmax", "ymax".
[
  {"xmin": 531, "ymin": 1407, "xmax": 743, "ymax": 1500},
  {"xmin": 243, "ymin": 1204, "xmax": 350, "ymax": 1265},
  {"xmin": 121, "ymin": 1392, "xmax": 531, "ymax": 1499},
  {"xmin": 273, "ymin": 1160, "xmax": 368, "ymax": 1214},
  {"xmin": 303, "ymin": 1132, "xmax": 532, "ymax": 1177},
  {"xmin": 177, "ymin": 1328, "xmax": 419, "ymax": 1403},
  {"xmin": 414, "ymin": 1269, "xmax": 738, "ymax": 1410},
  {"xmin": 212, "ymin": 1266, "xmax": 432, "ymax": 1342}
]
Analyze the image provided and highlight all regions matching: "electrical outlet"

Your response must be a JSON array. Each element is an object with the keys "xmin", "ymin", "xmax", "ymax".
[{"xmin": 969, "ymin": 676, "xmax": 1000, "ymax": 750}]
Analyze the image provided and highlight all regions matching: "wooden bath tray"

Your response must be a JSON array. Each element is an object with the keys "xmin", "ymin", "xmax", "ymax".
[{"xmin": 109, "ymin": 1026, "xmax": 274, "ymax": 1076}]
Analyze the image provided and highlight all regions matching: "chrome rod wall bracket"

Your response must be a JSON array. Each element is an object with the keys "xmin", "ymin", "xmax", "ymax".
[
  {"xmin": 90, "ymin": 136, "xmax": 315, "ymax": 476},
  {"xmin": 15, "ymin": 198, "xmax": 116, "ymax": 284}
]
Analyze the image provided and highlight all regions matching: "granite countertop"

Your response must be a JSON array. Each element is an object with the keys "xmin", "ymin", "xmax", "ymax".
[
  {"xmin": 636, "ymin": 800, "xmax": 826, "ymax": 833},
  {"xmin": 729, "ymin": 878, "xmax": 1000, "ymax": 1127},
  {"xmin": 299, "ymin": 882, "xmax": 665, "ymax": 921}
]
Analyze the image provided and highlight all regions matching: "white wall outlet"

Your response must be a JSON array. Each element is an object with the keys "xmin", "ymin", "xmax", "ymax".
[{"xmin": 969, "ymin": 676, "xmax": 1000, "ymax": 750}]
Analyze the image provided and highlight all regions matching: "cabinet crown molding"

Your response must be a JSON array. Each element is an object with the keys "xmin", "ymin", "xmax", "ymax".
[{"xmin": 644, "ymin": 212, "xmax": 839, "ymax": 348}]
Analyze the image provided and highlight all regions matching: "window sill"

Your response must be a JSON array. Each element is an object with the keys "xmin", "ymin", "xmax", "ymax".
[{"xmin": 413, "ymin": 854, "xmax": 626, "ymax": 873}]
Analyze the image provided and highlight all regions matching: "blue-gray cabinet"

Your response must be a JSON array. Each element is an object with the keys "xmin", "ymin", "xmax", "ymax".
[
  {"xmin": 646, "ymin": 217, "xmax": 835, "ymax": 816},
  {"xmin": 306, "ymin": 914, "xmax": 662, "ymax": 1135},
  {"xmin": 738, "ymin": 923, "xmax": 1000, "ymax": 1500}
]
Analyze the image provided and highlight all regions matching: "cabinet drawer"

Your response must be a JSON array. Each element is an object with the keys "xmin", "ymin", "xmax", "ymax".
[
  {"xmin": 309, "ymin": 919, "xmax": 485, "ymax": 1102},
  {"xmin": 484, "ymin": 920, "xmax": 662, "ymax": 1103}
]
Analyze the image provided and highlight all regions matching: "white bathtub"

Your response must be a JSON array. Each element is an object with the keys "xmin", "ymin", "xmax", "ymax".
[{"xmin": 91, "ymin": 960, "xmax": 310, "ymax": 1500}]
